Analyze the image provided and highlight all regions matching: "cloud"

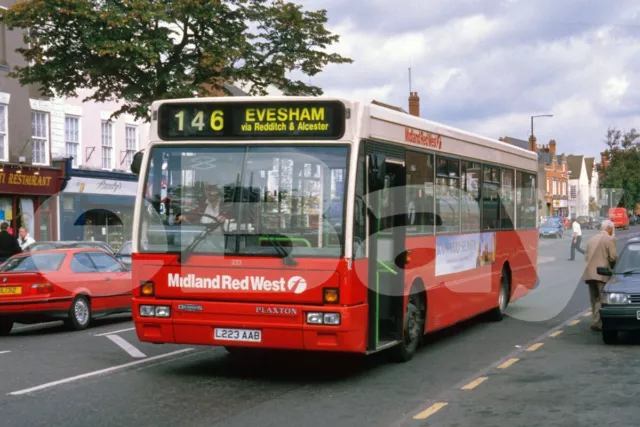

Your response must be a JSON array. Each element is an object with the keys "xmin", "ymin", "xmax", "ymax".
[{"xmin": 303, "ymin": 0, "xmax": 640, "ymax": 159}]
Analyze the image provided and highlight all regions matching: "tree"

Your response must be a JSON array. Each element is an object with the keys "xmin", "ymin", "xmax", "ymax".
[
  {"xmin": 589, "ymin": 197, "xmax": 599, "ymax": 215},
  {"xmin": 598, "ymin": 127, "xmax": 640, "ymax": 212},
  {"xmin": 0, "ymin": 0, "xmax": 352, "ymax": 121}
]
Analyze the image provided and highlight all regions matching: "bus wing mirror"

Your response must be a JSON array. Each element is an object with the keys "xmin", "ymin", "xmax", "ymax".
[
  {"xmin": 368, "ymin": 153, "xmax": 386, "ymax": 192},
  {"xmin": 130, "ymin": 151, "xmax": 144, "ymax": 175}
]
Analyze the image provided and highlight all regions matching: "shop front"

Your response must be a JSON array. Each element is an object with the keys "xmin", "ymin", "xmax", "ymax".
[
  {"xmin": 59, "ymin": 171, "xmax": 138, "ymax": 252},
  {"xmin": 0, "ymin": 165, "xmax": 66, "ymax": 241}
]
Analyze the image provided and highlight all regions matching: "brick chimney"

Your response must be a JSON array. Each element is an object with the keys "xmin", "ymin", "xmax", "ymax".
[
  {"xmin": 549, "ymin": 139, "xmax": 556, "ymax": 154},
  {"xmin": 409, "ymin": 92, "xmax": 420, "ymax": 117},
  {"xmin": 528, "ymin": 135, "xmax": 537, "ymax": 152}
]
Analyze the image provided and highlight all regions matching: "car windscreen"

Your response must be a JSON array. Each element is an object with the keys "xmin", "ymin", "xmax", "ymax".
[
  {"xmin": 0, "ymin": 253, "xmax": 66, "ymax": 272},
  {"xmin": 541, "ymin": 221, "xmax": 559, "ymax": 227}
]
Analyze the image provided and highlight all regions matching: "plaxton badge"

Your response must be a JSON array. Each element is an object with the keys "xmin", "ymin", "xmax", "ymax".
[
  {"xmin": 256, "ymin": 307, "xmax": 299, "ymax": 315},
  {"xmin": 168, "ymin": 274, "xmax": 308, "ymax": 294}
]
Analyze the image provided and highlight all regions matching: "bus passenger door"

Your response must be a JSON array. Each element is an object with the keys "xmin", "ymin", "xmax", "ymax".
[{"xmin": 366, "ymin": 153, "xmax": 407, "ymax": 351}]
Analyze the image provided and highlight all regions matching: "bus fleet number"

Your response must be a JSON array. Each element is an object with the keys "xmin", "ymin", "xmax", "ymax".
[{"xmin": 174, "ymin": 110, "xmax": 224, "ymax": 132}]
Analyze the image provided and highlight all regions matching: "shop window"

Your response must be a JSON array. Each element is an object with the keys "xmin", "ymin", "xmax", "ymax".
[{"xmin": 0, "ymin": 103, "xmax": 6, "ymax": 161}]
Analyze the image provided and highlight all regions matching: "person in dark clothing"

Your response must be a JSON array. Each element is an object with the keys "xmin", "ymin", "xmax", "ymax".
[{"xmin": 0, "ymin": 222, "xmax": 22, "ymax": 262}]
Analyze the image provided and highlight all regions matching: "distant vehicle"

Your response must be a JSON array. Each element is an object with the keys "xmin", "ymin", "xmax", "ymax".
[
  {"xmin": 539, "ymin": 219, "xmax": 564, "ymax": 238},
  {"xmin": 576, "ymin": 216, "xmax": 592, "ymax": 230},
  {"xmin": 23, "ymin": 240, "xmax": 115, "ymax": 255},
  {"xmin": 591, "ymin": 217, "xmax": 605, "ymax": 230},
  {"xmin": 598, "ymin": 238, "xmax": 640, "ymax": 344},
  {"xmin": 0, "ymin": 248, "xmax": 132, "ymax": 336},
  {"xmin": 115, "ymin": 241, "xmax": 132, "ymax": 269},
  {"xmin": 608, "ymin": 208, "xmax": 629, "ymax": 230}
]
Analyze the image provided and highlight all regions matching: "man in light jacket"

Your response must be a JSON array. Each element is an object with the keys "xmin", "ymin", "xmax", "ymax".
[
  {"xmin": 583, "ymin": 220, "xmax": 617, "ymax": 331},
  {"xmin": 18, "ymin": 227, "xmax": 35, "ymax": 251}
]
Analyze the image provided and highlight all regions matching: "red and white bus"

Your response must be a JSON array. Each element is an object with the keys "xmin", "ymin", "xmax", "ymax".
[{"xmin": 130, "ymin": 97, "xmax": 538, "ymax": 362}]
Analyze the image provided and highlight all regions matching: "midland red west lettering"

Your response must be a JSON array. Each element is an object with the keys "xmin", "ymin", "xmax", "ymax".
[{"xmin": 405, "ymin": 127, "xmax": 443, "ymax": 149}]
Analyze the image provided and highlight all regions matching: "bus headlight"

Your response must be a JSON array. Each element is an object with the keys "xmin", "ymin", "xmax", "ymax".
[
  {"xmin": 140, "ymin": 305, "xmax": 155, "ymax": 317},
  {"xmin": 155, "ymin": 306, "xmax": 171, "ymax": 317},
  {"xmin": 306, "ymin": 312, "xmax": 323, "ymax": 324},
  {"xmin": 323, "ymin": 313, "xmax": 341, "ymax": 325}
]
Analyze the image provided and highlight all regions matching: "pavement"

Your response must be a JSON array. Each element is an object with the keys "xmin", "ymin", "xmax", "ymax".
[{"xmin": 1, "ymin": 227, "xmax": 638, "ymax": 427}]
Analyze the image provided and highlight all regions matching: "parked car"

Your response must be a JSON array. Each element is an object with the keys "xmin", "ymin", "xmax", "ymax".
[
  {"xmin": 539, "ymin": 219, "xmax": 564, "ymax": 238},
  {"xmin": 115, "ymin": 241, "xmax": 132, "ymax": 269},
  {"xmin": 0, "ymin": 248, "xmax": 132, "ymax": 336},
  {"xmin": 23, "ymin": 240, "xmax": 115, "ymax": 255},
  {"xmin": 591, "ymin": 217, "xmax": 605, "ymax": 230},
  {"xmin": 576, "ymin": 216, "xmax": 592, "ymax": 230}
]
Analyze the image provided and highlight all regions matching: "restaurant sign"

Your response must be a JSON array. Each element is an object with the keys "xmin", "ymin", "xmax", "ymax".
[{"xmin": 0, "ymin": 168, "xmax": 61, "ymax": 195}]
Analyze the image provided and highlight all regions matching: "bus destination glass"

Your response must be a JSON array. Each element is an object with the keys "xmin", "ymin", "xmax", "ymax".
[{"xmin": 157, "ymin": 101, "xmax": 346, "ymax": 140}]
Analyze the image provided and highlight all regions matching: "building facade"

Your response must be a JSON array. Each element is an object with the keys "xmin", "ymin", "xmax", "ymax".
[
  {"xmin": 584, "ymin": 157, "xmax": 599, "ymax": 216},
  {"xmin": 567, "ymin": 155, "xmax": 589, "ymax": 218},
  {"xmin": 0, "ymin": 0, "xmax": 68, "ymax": 240}
]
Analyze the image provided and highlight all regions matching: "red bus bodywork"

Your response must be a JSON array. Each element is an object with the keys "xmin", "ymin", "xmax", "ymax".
[{"xmin": 132, "ymin": 229, "xmax": 537, "ymax": 353}]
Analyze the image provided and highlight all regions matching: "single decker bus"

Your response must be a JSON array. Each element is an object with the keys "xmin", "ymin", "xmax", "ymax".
[{"xmin": 130, "ymin": 97, "xmax": 538, "ymax": 362}]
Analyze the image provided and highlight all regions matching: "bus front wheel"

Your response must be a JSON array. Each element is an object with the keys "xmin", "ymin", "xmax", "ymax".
[{"xmin": 391, "ymin": 292, "xmax": 425, "ymax": 363}]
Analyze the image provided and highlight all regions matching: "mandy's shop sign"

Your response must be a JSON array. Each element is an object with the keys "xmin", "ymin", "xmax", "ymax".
[
  {"xmin": 0, "ymin": 169, "xmax": 60, "ymax": 195},
  {"xmin": 405, "ymin": 127, "xmax": 443, "ymax": 150},
  {"xmin": 65, "ymin": 177, "xmax": 138, "ymax": 196}
]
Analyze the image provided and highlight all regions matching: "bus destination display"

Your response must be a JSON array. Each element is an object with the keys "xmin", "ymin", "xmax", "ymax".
[{"xmin": 158, "ymin": 101, "xmax": 346, "ymax": 140}]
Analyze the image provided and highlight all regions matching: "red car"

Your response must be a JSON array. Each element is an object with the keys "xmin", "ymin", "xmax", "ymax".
[{"xmin": 0, "ymin": 248, "xmax": 132, "ymax": 336}]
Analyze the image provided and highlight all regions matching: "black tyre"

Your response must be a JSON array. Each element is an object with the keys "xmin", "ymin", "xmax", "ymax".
[
  {"xmin": 0, "ymin": 318, "xmax": 13, "ymax": 336},
  {"xmin": 64, "ymin": 295, "xmax": 91, "ymax": 331},
  {"xmin": 489, "ymin": 269, "xmax": 510, "ymax": 322},
  {"xmin": 391, "ymin": 291, "xmax": 425, "ymax": 363},
  {"xmin": 603, "ymin": 330, "xmax": 618, "ymax": 345}
]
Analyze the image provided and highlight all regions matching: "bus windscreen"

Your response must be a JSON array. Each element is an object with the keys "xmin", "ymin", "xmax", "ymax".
[{"xmin": 157, "ymin": 100, "xmax": 346, "ymax": 140}]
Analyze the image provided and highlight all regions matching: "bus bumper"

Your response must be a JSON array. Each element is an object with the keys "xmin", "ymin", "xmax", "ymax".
[{"xmin": 133, "ymin": 299, "xmax": 368, "ymax": 353}]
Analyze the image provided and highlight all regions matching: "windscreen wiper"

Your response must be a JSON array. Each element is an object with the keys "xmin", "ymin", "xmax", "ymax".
[
  {"xmin": 267, "ymin": 234, "xmax": 298, "ymax": 266},
  {"xmin": 622, "ymin": 268, "xmax": 640, "ymax": 275},
  {"xmin": 178, "ymin": 216, "xmax": 225, "ymax": 264}
]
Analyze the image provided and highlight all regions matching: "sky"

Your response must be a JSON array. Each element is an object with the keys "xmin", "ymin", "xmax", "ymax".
[{"xmin": 298, "ymin": 0, "xmax": 640, "ymax": 160}]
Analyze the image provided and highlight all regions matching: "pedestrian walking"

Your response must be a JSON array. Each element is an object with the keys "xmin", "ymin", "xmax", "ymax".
[
  {"xmin": 568, "ymin": 218, "xmax": 585, "ymax": 260},
  {"xmin": 583, "ymin": 220, "xmax": 617, "ymax": 331},
  {"xmin": 0, "ymin": 222, "xmax": 22, "ymax": 263},
  {"xmin": 17, "ymin": 227, "xmax": 35, "ymax": 251}
]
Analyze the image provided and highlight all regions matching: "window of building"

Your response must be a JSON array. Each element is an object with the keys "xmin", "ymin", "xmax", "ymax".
[
  {"xmin": 125, "ymin": 125, "xmax": 137, "ymax": 170},
  {"xmin": 552, "ymin": 178, "xmax": 557, "ymax": 195},
  {"xmin": 547, "ymin": 178, "xmax": 550, "ymax": 193},
  {"xmin": 0, "ymin": 103, "xmax": 6, "ymax": 161},
  {"xmin": 461, "ymin": 161, "xmax": 481, "ymax": 232},
  {"xmin": 101, "ymin": 121, "xmax": 113, "ymax": 169},
  {"xmin": 436, "ymin": 157, "xmax": 460, "ymax": 234},
  {"xmin": 501, "ymin": 169, "xmax": 515, "ymax": 230},
  {"xmin": 31, "ymin": 111, "xmax": 48, "ymax": 165},
  {"xmin": 483, "ymin": 165, "xmax": 501, "ymax": 230},
  {"xmin": 65, "ymin": 116, "xmax": 80, "ymax": 167},
  {"xmin": 406, "ymin": 150, "xmax": 435, "ymax": 235},
  {"xmin": 570, "ymin": 185, "xmax": 577, "ymax": 199},
  {"xmin": 563, "ymin": 181, "xmax": 567, "ymax": 196}
]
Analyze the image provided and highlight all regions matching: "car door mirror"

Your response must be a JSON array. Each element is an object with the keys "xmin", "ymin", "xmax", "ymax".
[{"xmin": 597, "ymin": 266, "xmax": 613, "ymax": 276}]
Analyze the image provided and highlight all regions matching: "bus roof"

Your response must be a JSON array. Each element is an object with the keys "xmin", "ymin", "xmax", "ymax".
[{"xmin": 149, "ymin": 96, "xmax": 538, "ymax": 170}]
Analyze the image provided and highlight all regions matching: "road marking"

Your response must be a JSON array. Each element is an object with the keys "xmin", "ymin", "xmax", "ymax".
[
  {"xmin": 583, "ymin": 312, "xmax": 592, "ymax": 317},
  {"xmin": 537, "ymin": 256, "xmax": 555, "ymax": 265},
  {"xmin": 94, "ymin": 327, "xmax": 136, "ymax": 337},
  {"xmin": 106, "ymin": 335, "xmax": 147, "ymax": 358},
  {"xmin": 0, "ymin": 351, "xmax": 11, "ymax": 355},
  {"xmin": 414, "ymin": 402, "xmax": 448, "ymax": 420},
  {"xmin": 461, "ymin": 377, "xmax": 488, "ymax": 390},
  {"xmin": 497, "ymin": 358, "xmax": 519, "ymax": 369},
  {"xmin": 9, "ymin": 348, "xmax": 195, "ymax": 396},
  {"xmin": 526, "ymin": 343, "xmax": 544, "ymax": 352},
  {"xmin": 567, "ymin": 319, "xmax": 581, "ymax": 326},
  {"xmin": 550, "ymin": 330, "xmax": 563, "ymax": 337}
]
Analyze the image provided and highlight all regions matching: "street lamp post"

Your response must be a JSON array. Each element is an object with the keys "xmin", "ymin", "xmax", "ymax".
[{"xmin": 531, "ymin": 114, "xmax": 553, "ymax": 138}]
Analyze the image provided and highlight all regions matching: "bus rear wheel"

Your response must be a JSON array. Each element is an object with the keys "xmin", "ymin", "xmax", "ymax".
[
  {"xmin": 489, "ymin": 268, "xmax": 510, "ymax": 322},
  {"xmin": 391, "ymin": 292, "xmax": 425, "ymax": 363}
]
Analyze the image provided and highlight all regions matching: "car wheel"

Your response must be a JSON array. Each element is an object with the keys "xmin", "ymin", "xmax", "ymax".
[
  {"xmin": 0, "ymin": 318, "xmax": 14, "ymax": 336},
  {"xmin": 603, "ymin": 330, "xmax": 618, "ymax": 345},
  {"xmin": 391, "ymin": 291, "xmax": 425, "ymax": 363},
  {"xmin": 65, "ymin": 295, "xmax": 91, "ymax": 331}
]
